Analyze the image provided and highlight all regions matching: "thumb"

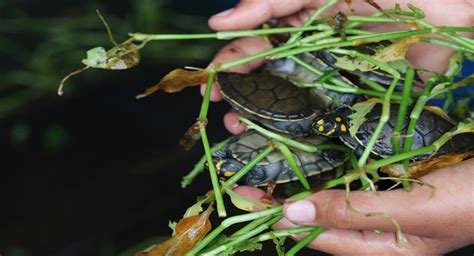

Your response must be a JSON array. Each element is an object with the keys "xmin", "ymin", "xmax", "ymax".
[{"xmin": 283, "ymin": 188, "xmax": 420, "ymax": 233}]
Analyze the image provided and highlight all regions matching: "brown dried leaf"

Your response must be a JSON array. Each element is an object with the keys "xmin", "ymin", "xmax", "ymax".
[
  {"xmin": 136, "ymin": 68, "xmax": 210, "ymax": 99},
  {"xmin": 373, "ymin": 36, "xmax": 420, "ymax": 63},
  {"xmin": 179, "ymin": 120, "xmax": 207, "ymax": 151},
  {"xmin": 136, "ymin": 205, "xmax": 213, "ymax": 256}
]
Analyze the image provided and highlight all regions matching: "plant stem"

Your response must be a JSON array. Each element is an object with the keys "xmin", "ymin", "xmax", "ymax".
[
  {"xmin": 222, "ymin": 145, "xmax": 275, "ymax": 189},
  {"xmin": 199, "ymin": 71, "xmax": 226, "ymax": 217},
  {"xmin": 250, "ymin": 227, "xmax": 316, "ymax": 242},
  {"xmin": 198, "ymin": 71, "xmax": 215, "ymax": 120},
  {"xmin": 186, "ymin": 206, "xmax": 283, "ymax": 255},
  {"xmin": 288, "ymin": 55, "xmax": 353, "ymax": 88},
  {"xmin": 219, "ymin": 43, "xmax": 297, "ymax": 71},
  {"xmin": 327, "ymin": 49, "xmax": 400, "ymax": 167},
  {"xmin": 296, "ymin": 81, "xmax": 408, "ymax": 102},
  {"xmin": 347, "ymin": 15, "xmax": 418, "ymax": 23},
  {"xmin": 201, "ymin": 215, "xmax": 283, "ymax": 255},
  {"xmin": 181, "ymin": 137, "xmax": 231, "ymax": 188},
  {"xmin": 320, "ymin": 170, "xmax": 360, "ymax": 189},
  {"xmin": 200, "ymin": 129, "xmax": 226, "ymax": 217},
  {"xmin": 287, "ymin": 0, "xmax": 338, "ymax": 44},
  {"xmin": 420, "ymin": 37, "xmax": 474, "ymax": 54},
  {"xmin": 275, "ymin": 142, "xmax": 310, "ymax": 190},
  {"xmin": 230, "ymin": 215, "xmax": 273, "ymax": 238},
  {"xmin": 286, "ymin": 227, "xmax": 327, "ymax": 256},
  {"xmin": 401, "ymin": 76, "xmax": 437, "ymax": 170},
  {"xmin": 130, "ymin": 25, "xmax": 332, "ymax": 41},
  {"xmin": 239, "ymin": 117, "xmax": 348, "ymax": 153},
  {"xmin": 392, "ymin": 68, "xmax": 414, "ymax": 190}
]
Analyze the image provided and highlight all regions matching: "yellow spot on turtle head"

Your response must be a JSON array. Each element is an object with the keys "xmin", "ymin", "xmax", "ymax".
[
  {"xmin": 215, "ymin": 160, "xmax": 224, "ymax": 171},
  {"xmin": 318, "ymin": 126, "xmax": 324, "ymax": 132},
  {"xmin": 223, "ymin": 171, "xmax": 235, "ymax": 177},
  {"xmin": 335, "ymin": 116, "xmax": 342, "ymax": 122},
  {"xmin": 326, "ymin": 127, "xmax": 336, "ymax": 135},
  {"xmin": 316, "ymin": 119, "xmax": 324, "ymax": 125},
  {"xmin": 340, "ymin": 124, "xmax": 347, "ymax": 132}
]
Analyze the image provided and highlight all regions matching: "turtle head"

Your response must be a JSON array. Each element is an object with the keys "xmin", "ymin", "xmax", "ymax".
[
  {"xmin": 311, "ymin": 114, "xmax": 348, "ymax": 137},
  {"xmin": 212, "ymin": 154, "xmax": 244, "ymax": 179}
]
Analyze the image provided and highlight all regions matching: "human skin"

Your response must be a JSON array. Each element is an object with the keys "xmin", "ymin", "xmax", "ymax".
[
  {"xmin": 201, "ymin": 0, "xmax": 474, "ymax": 254},
  {"xmin": 201, "ymin": 0, "xmax": 474, "ymax": 134},
  {"xmin": 234, "ymin": 159, "xmax": 474, "ymax": 255}
]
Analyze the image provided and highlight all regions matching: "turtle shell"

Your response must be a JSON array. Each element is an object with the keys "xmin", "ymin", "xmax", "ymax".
[
  {"xmin": 219, "ymin": 130, "xmax": 347, "ymax": 186},
  {"xmin": 341, "ymin": 104, "xmax": 474, "ymax": 161},
  {"xmin": 265, "ymin": 52, "xmax": 363, "ymax": 109},
  {"xmin": 217, "ymin": 72, "xmax": 323, "ymax": 134},
  {"xmin": 314, "ymin": 41, "xmax": 422, "ymax": 90}
]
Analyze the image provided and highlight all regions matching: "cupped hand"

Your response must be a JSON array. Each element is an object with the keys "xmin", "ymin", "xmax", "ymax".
[
  {"xmin": 234, "ymin": 158, "xmax": 474, "ymax": 255},
  {"xmin": 201, "ymin": 0, "xmax": 474, "ymax": 134}
]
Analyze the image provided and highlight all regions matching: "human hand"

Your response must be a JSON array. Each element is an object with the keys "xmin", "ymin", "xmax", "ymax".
[
  {"xmin": 201, "ymin": 0, "xmax": 474, "ymax": 134},
  {"xmin": 234, "ymin": 158, "xmax": 474, "ymax": 254}
]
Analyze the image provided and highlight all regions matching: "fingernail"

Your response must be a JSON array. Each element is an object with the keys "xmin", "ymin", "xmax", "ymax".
[
  {"xmin": 285, "ymin": 200, "xmax": 316, "ymax": 223},
  {"xmin": 212, "ymin": 8, "xmax": 235, "ymax": 18}
]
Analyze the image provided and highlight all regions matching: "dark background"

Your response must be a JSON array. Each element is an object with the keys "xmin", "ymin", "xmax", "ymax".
[{"xmin": 0, "ymin": 0, "xmax": 472, "ymax": 255}]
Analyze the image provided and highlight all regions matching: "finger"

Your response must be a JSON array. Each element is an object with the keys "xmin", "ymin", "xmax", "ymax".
[
  {"xmin": 276, "ymin": 223, "xmax": 444, "ymax": 255},
  {"xmin": 200, "ymin": 37, "xmax": 272, "ymax": 102},
  {"xmin": 283, "ymin": 159, "xmax": 474, "ymax": 235},
  {"xmin": 233, "ymin": 185, "xmax": 280, "ymax": 210},
  {"xmin": 233, "ymin": 185, "xmax": 267, "ymax": 200},
  {"xmin": 224, "ymin": 111, "xmax": 247, "ymax": 135},
  {"xmin": 282, "ymin": 188, "xmax": 421, "ymax": 234},
  {"xmin": 209, "ymin": 0, "xmax": 424, "ymax": 31},
  {"xmin": 208, "ymin": 0, "xmax": 308, "ymax": 31},
  {"xmin": 200, "ymin": 80, "xmax": 224, "ymax": 101}
]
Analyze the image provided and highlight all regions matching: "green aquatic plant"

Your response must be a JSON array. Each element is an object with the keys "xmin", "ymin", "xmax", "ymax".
[{"xmin": 59, "ymin": 1, "xmax": 474, "ymax": 255}]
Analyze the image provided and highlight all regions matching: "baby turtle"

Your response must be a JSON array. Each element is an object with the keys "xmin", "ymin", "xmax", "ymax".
[
  {"xmin": 311, "ymin": 103, "xmax": 474, "ymax": 166},
  {"xmin": 213, "ymin": 130, "xmax": 348, "ymax": 186},
  {"xmin": 217, "ymin": 72, "xmax": 325, "ymax": 135}
]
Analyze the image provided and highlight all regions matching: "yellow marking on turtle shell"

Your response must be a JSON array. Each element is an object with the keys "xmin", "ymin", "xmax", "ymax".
[
  {"xmin": 340, "ymin": 124, "xmax": 347, "ymax": 132},
  {"xmin": 335, "ymin": 116, "xmax": 342, "ymax": 122},
  {"xmin": 223, "ymin": 171, "xmax": 235, "ymax": 177},
  {"xmin": 317, "ymin": 119, "xmax": 325, "ymax": 125},
  {"xmin": 318, "ymin": 126, "xmax": 325, "ymax": 132}
]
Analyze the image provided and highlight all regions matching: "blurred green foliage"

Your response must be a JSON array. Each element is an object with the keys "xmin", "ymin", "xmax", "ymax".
[{"xmin": 0, "ymin": 0, "xmax": 222, "ymax": 116}]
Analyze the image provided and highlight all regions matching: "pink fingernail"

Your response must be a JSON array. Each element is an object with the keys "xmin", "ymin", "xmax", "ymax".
[
  {"xmin": 212, "ymin": 8, "xmax": 235, "ymax": 18},
  {"xmin": 285, "ymin": 200, "xmax": 316, "ymax": 223}
]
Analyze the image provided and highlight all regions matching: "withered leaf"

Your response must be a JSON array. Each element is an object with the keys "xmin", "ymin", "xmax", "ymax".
[
  {"xmin": 179, "ymin": 120, "xmax": 207, "ymax": 151},
  {"xmin": 136, "ymin": 204, "xmax": 213, "ymax": 256},
  {"xmin": 373, "ymin": 36, "xmax": 420, "ymax": 63},
  {"xmin": 136, "ymin": 68, "xmax": 210, "ymax": 99}
]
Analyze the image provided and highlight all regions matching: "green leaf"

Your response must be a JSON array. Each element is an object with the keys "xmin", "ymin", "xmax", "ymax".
[
  {"xmin": 445, "ymin": 51, "xmax": 463, "ymax": 78},
  {"xmin": 82, "ymin": 47, "xmax": 108, "ymax": 67},
  {"xmin": 387, "ymin": 59, "xmax": 410, "ymax": 74},
  {"xmin": 168, "ymin": 220, "xmax": 177, "ymax": 236},
  {"xmin": 466, "ymin": 52, "xmax": 474, "ymax": 61},
  {"xmin": 348, "ymin": 99, "xmax": 381, "ymax": 137},
  {"xmin": 429, "ymin": 76, "xmax": 473, "ymax": 100},
  {"xmin": 334, "ymin": 55, "xmax": 374, "ymax": 72},
  {"xmin": 271, "ymin": 232, "xmax": 286, "ymax": 256},
  {"xmin": 82, "ymin": 44, "xmax": 140, "ymax": 70},
  {"xmin": 223, "ymin": 240, "xmax": 263, "ymax": 255},
  {"xmin": 225, "ymin": 186, "xmax": 267, "ymax": 212},
  {"xmin": 183, "ymin": 192, "xmax": 213, "ymax": 218},
  {"xmin": 456, "ymin": 119, "xmax": 474, "ymax": 134}
]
